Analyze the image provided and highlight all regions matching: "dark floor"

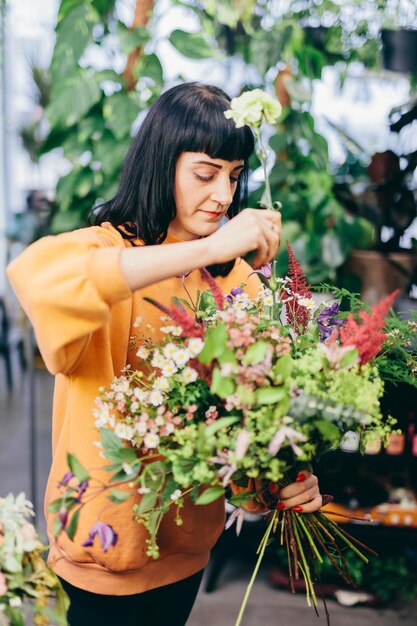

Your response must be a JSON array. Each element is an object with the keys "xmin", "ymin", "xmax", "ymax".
[{"xmin": 1, "ymin": 352, "xmax": 417, "ymax": 625}]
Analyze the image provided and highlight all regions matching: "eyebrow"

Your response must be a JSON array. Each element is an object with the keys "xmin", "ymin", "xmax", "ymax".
[{"xmin": 193, "ymin": 160, "xmax": 245, "ymax": 171}]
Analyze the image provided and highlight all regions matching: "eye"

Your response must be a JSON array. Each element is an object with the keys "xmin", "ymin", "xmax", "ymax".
[
  {"xmin": 195, "ymin": 174, "xmax": 214, "ymax": 182},
  {"xmin": 230, "ymin": 177, "xmax": 239, "ymax": 184}
]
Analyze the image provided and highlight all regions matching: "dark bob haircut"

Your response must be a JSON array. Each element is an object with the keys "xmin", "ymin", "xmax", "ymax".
[{"xmin": 93, "ymin": 82, "xmax": 255, "ymax": 276}]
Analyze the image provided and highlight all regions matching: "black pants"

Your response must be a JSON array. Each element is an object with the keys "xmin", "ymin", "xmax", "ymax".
[{"xmin": 59, "ymin": 569, "xmax": 204, "ymax": 626}]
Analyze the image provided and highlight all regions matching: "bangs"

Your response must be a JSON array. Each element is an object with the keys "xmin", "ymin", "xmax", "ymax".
[{"xmin": 173, "ymin": 96, "xmax": 254, "ymax": 163}]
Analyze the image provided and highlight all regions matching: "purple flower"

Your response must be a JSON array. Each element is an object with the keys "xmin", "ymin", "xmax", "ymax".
[
  {"xmin": 317, "ymin": 302, "xmax": 345, "ymax": 341},
  {"xmin": 248, "ymin": 263, "xmax": 272, "ymax": 279},
  {"xmin": 75, "ymin": 480, "xmax": 89, "ymax": 503},
  {"xmin": 58, "ymin": 471, "xmax": 73, "ymax": 487},
  {"xmin": 82, "ymin": 522, "xmax": 118, "ymax": 552},
  {"xmin": 58, "ymin": 506, "xmax": 68, "ymax": 529},
  {"xmin": 231, "ymin": 287, "xmax": 244, "ymax": 296}
]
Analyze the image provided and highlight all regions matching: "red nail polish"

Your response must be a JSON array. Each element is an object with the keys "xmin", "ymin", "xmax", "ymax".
[
  {"xmin": 268, "ymin": 483, "xmax": 279, "ymax": 494},
  {"xmin": 296, "ymin": 472, "xmax": 306, "ymax": 483},
  {"xmin": 292, "ymin": 506, "xmax": 303, "ymax": 512},
  {"xmin": 276, "ymin": 502, "xmax": 286, "ymax": 510}
]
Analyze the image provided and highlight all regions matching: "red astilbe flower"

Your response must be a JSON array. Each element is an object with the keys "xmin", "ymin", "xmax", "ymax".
[
  {"xmin": 199, "ymin": 267, "xmax": 225, "ymax": 310},
  {"xmin": 143, "ymin": 297, "xmax": 204, "ymax": 338},
  {"xmin": 283, "ymin": 241, "xmax": 312, "ymax": 332},
  {"xmin": 339, "ymin": 289, "xmax": 400, "ymax": 364}
]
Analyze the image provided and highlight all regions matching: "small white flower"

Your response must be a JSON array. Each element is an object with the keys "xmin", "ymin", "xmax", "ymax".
[
  {"xmin": 172, "ymin": 349, "xmax": 190, "ymax": 367},
  {"xmin": 134, "ymin": 388, "xmax": 149, "ymax": 402},
  {"xmin": 138, "ymin": 486, "xmax": 151, "ymax": 494},
  {"xmin": 161, "ymin": 362, "xmax": 178, "ymax": 377},
  {"xmin": 164, "ymin": 422, "xmax": 175, "ymax": 434},
  {"xmin": 149, "ymin": 390, "xmax": 164, "ymax": 406},
  {"xmin": 136, "ymin": 346, "xmax": 150, "ymax": 359},
  {"xmin": 135, "ymin": 422, "xmax": 148, "ymax": 436},
  {"xmin": 130, "ymin": 401, "xmax": 139, "ymax": 413},
  {"xmin": 163, "ymin": 343, "xmax": 177, "ymax": 358},
  {"xmin": 187, "ymin": 338, "xmax": 204, "ymax": 356},
  {"xmin": 263, "ymin": 294, "xmax": 274, "ymax": 307},
  {"xmin": 133, "ymin": 316, "xmax": 142, "ymax": 328},
  {"xmin": 170, "ymin": 489, "xmax": 182, "ymax": 502},
  {"xmin": 114, "ymin": 423, "xmax": 135, "ymax": 441},
  {"xmin": 144, "ymin": 432, "xmax": 160, "ymax": 448},
  {"xmin": 154, "ymin": 377, "xmax": 170, "ymax": 391},
  {"xmin": 297, "ymin": 296, "xmax": 315, "ymax": 310},
  {"xmin": 155, "ymin": 416, "xmax": 165, "ymax": 426},
  {"xmin": 182, "ymin": 367, "xmax": 198, "ymax": 383},
  {"xmin": 151, "ymin": 351, "xmax": 166, "ymax": 368},
  {"xmin": 9, "ymin": 598, "xmax": 22, "ymax": 608}
]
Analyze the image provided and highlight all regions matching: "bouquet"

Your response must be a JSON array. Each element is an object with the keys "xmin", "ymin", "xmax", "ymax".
[
  {"xmin": 49, "ymin": 254, "xmax": 402, "ymax": 624},
  {"xmin": 0, "ymin": 494, "xmax": 68, "ymax": 626},
  {"xmin": 47, "ymin": 89, "xmax": 413, "ymax": 625}
]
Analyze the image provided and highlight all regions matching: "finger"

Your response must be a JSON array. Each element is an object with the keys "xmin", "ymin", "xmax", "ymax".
[
  {"xmin": 278, "ymin": 472, "xmax": 315, "ymax": 500},
  {"xmin": 293, "ymin": 494, "xmax": 323, "ymax": 514},
  {"xmin": 278, "ymin": 484, "xmax": 320, "ymax": 511}
]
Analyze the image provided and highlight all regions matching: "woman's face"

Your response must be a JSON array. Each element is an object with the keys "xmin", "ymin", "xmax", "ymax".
[{"xmin": 169, "ymin": 152, "xmax": 244, "ymax": 241}]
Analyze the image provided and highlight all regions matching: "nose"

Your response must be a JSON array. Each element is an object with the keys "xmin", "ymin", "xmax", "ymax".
[{"xmin": 210, "ymin": 174, "xmax": 234, "ymax": 207}]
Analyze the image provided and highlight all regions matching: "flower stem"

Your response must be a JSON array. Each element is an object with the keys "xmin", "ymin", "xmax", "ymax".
[{"xmin": 234, "ymin": 510, "xmax": 277, "ymax": 626}]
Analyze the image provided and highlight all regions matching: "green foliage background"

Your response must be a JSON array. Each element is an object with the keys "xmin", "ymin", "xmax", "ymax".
[{"xmin": 36, "ymin": 0, "xmax": 411, "ymax": 280}]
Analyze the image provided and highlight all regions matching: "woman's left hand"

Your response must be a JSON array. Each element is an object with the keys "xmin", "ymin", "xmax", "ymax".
[{"xmin": 276, "ymin": 471, "xmax": 322, "ymax": 513}]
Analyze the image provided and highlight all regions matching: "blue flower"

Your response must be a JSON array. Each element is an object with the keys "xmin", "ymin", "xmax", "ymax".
[
  {"xmin": 82, "ymin": 522, "xmax": 118, "ymax": 552},
  {"xmin": 317, "ymin": 302, "xmax": 345, "ymax": 341}
]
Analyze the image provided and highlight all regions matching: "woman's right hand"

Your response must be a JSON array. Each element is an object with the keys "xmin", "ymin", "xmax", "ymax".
[{"xmin": 206, "ymin": 208, "xmax": 282, "ymax": 268}]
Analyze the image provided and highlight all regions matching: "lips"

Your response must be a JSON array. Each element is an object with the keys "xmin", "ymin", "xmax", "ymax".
[{"xmin": 200, "ymin": 210, "xmax": 223, "ymax": 219}]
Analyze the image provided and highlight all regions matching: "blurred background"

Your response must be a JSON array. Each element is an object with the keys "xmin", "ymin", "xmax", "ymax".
[{"xmin": 1, "ymin": 1, "xmax": 417, "ymax": 623}]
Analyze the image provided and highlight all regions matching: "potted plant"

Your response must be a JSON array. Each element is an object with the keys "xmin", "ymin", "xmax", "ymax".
[
  {"xmin": 380, "ymin": 1, "xmax": 417, "ymax": 74},
  {"xmin": 332, "ymin": 97, "xmax": 417, "ymax": 304}
]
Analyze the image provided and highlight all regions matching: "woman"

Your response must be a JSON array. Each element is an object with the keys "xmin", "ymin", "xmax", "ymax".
[{"xmin": 7, "ymin": 83, "xmax": 322, "ymax": 626}]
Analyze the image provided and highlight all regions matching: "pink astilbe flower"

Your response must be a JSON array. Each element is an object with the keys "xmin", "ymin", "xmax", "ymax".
[
  {"xmin": 283, "ymin": 242, "xmax": 312, "ymax": 332},
  {"xmin": 268, "ymin": 426, "xmax": 307, "ymax": 457},
  {"xmin": 199, "ymin": 267, "xmax": 225, "ymax": 310},
  {"xmin": 225, "ymin": 506, "xmax": 245, "ymax": 536},
  {"xmin": 143, "ymin": 297, "xmax": 204, "ymax": 338},
  {"xmin": 339, "ymin": 290, "xmax": 400, "ymax": 364}
]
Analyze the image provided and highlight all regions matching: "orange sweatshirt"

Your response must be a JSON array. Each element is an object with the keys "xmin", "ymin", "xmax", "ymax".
[{"xmin": 7, "ymin": 223, "xmax": 263, "ymax": 595}]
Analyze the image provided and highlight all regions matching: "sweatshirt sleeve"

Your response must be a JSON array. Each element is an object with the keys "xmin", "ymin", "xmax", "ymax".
[{"xmin": 6, "ymin": 227, "xmax": 132, "ymax": 375}]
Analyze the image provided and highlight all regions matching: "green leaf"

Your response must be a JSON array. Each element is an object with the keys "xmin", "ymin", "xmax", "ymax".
[
  {"xmin": 118, "ymin": 22, "xmax": 150, "ymax": 55},
  {"xmin": 198, "ymin": 324, "xmax": 228, "ymax": 364},
  {"xmin": 205, "ymin": 416, "xmax": 239, "ymax": 438},
  {"xmin": 242, "ymin": 341, "xmax": 268, "ymax": 365},
  {"xmin": 100, "ymin": 428, "xmax": 137, "ymax": 464},
  {"xmin": 67, "ymin": 453, "xmax": 90, "ymax": 482},
  {"xmin": 269, "ymin": 132, "xmax": 288, "ymax": 153},
  {"xmin": 315, "ymin": 420, "xmax": 341, "ymax": 441},
  {"xmin": 93, "ymin": 131, "xmax": 129, "ymax": 175},
  {"xmin": 339, "ymin": 347, "xmax": 359, "ymax": 368},
  {"xmin": 136, "ymin": 490, "xmax": 158, "ymax": 515},
  {"xmin": 228, "ymin": 491, "xmax": 256, "ymax": 506},
  {"xmin": 66, "ymin": 508, "xmax": 81, "ymax": 541},
  {"xmin": 52, "ymin": 515, "xmax": 63, "ymax": 538},
  {"xmin": 47, "ymin": 69, "xmax": 102, "ymax": 128},
  {"xmin": 195, "ymin": 487, "xmax": 225, "ymax": 505},
  {"xmin": 255, "ymin": 387, "xmax": 287, "ymax": 405},
  {"xmin": 108, "ymin": 488, "xmax": 131, "ymax": 503},
  {"xmin": 134, "ymin": 53, "xmax": 164, "ymax": 87},
  {"xmin": 52, "ymin": 5, "xmax": 98, "ymax": 79},
  {"xmin": 169, "ymin": 29, "xmax": 218, "ymax": 59},
  {"xmin": 103, "ymin": 92, "xmax": 140, "ymax": 139},
  {"xmin": 210, "ymin": 367, "xmax": 235, "ymax": 398},
  {"xmin": 273, "ymin": 355, "xmax": 293, "ymax": 379}
]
